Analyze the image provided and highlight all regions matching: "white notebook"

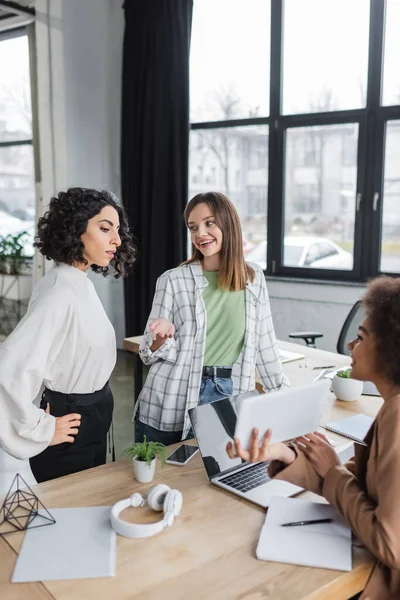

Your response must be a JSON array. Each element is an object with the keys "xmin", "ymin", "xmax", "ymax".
[
  {"xmin": 323, "ymin": 414, "xmax": 374, "ymax": 445},
  {"xmin": 256, "ymin": 496, "xmax": 352, "ymax": 571},
  {"xmin": 12, "ymin": 507, "xmax": 116, "ymax": 582}
]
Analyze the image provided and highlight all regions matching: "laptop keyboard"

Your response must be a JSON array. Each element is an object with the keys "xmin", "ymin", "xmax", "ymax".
[{"xmin": 219, "ymin": 462, "xmax": 270, "ymax": 493}]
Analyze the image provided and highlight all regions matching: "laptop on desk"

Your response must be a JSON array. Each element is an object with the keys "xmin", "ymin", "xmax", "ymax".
[{"xmin": 189, "ymin": 394, "xmax": 303, "ymax": 509}]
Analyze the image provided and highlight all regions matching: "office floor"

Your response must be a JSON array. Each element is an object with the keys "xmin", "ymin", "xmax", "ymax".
[{"xmin": 109, "ymin": 350, "xmax": 136, "ymax": 461}]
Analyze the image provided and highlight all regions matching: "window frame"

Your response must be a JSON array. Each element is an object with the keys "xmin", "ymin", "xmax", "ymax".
[
  {"xmin": 189, "ymin": 0, "xmax": 400, "ymax": 283},
  {"xmin": 0, "ymin": 26, "xmax": 36, "ymax": 259}
]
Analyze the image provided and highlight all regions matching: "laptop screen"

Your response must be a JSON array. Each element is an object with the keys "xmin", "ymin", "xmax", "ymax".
[{"xmin": 189, "ymin": 391, "xmax": 258, "ymax": 479}]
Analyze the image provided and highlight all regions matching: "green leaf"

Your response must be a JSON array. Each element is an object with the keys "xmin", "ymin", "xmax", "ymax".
[
  {"xmin": 0, "ymin": 231, "xmax": 31, "ymax": 275},
  {"xmin": 336, "ymin": 368, "xmax": 352, "ymax": 378},
  {"xmin": 123, "ymin": 435, "xmax": 168, "ymax": 467}
]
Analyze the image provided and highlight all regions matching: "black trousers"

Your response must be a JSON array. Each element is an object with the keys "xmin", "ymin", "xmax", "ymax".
[{"xmin": 30, "ymin": 382, "xmax": 114, "ymax": 483}]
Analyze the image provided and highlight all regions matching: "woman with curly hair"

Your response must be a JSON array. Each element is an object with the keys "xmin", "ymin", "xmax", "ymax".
[
  {"xmin": 227, "ymin": 276, "xmax": 400, "ymax": 600},
  {"xmin": 0, "ymin": 188, "xmax": 136, "ymax": 482}
]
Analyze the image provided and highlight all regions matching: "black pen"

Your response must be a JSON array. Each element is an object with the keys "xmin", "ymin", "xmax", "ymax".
[
  {"xmin": 312, "ymin": 365, "xmax": 336, "ymax": 370},
  {"xmin": 281, "ymin": 518, "xmax": 334, "ymax": 527}
]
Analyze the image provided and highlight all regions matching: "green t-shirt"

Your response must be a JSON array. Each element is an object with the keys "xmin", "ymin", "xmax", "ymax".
[{"xmin": 202, "ymin": 271, "xmax": 246, "ymax": 367}]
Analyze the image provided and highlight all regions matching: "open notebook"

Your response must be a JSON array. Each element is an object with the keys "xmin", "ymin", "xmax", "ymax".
[
  {"xmin": 323, "ymin": 414, "xmax": 374, "ymax": 446},
  {"xmin": 256, "ymin": 496, "xmax": 352, "ymax": 571}
]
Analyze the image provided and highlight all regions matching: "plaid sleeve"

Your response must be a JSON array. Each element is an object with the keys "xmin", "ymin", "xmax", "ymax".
[
  {"xmin": 139, "ymin": 271, "xmax": 178, "ymax": 366},
  {"xmin": 255, "ymin": 274, "xmax": 290, "ymax": 391}
]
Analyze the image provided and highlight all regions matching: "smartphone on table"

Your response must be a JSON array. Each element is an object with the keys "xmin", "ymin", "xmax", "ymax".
[{"xmin": 166, "ymin": 444, "xmax": 199, "ymax": 466}]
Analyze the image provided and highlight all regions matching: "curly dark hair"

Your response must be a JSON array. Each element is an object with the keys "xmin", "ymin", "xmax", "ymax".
[
  {"xmin": 35, "ymin": 188, "xmax": 137, "ymax": 278},
  {"xmin": 363, "ymin": 276, "xmax": 400, "ymax": 385}
]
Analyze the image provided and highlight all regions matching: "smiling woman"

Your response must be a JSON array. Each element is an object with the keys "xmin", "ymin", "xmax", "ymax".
[
  {"xmin": 134, "ymin": 191, "xmax": 288, "ymax": 446},
  {"xmin": 0, "ymin": 188, "xmax": 137, "ymax": 483},
  {"xmin": 228, "ymin": 276, "xmax": 400, "ymax": 600}
]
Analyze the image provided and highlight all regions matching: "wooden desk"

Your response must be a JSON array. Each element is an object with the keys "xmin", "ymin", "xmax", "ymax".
[
  {"xmin": 123, "ymin": 336, "xmax": 144, "ymax": 402},
  {"xmin": 1, "ymin": 345, "xmax": 378, "ymax": 600},
  {"xmin": 123, "ymin": 334, "xmax": 352, "ymax": 396},
  {"xmin": 123, "ymin": 335, "xmax": 142, "ymax": 354}
]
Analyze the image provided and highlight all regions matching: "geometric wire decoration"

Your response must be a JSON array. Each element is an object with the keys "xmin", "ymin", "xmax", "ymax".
[{"xmin": 0, "ymin": 473, "xmax": 56, "ymax": 536}]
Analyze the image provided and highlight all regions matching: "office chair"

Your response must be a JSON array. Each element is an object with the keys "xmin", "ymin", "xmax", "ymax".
[{"xmin": 289, "ymin": 300, "xmax": 364, "ymax": 355}]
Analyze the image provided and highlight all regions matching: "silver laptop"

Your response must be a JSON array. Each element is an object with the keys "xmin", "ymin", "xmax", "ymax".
[{"xmin": 189, "ymin": 393, "xmax": 303, "ymax": 509}]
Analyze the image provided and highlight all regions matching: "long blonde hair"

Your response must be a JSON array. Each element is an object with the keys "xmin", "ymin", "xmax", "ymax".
[{"xmin": 183, "ymin": 192, "xmax": 255, "ymax": 291}]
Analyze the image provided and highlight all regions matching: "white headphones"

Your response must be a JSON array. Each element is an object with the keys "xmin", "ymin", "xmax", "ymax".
[{"xmin": 110, "ymin": 484, "xmax": 183, "ymax": 539}]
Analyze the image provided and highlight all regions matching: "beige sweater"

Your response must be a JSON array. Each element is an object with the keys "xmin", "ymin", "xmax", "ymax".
[{"xmin": 270, "ymin": 395, "xmax": 400, "ymax": 600}]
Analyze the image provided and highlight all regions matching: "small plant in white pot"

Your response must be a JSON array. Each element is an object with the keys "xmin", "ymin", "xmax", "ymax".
[
  {"xmin": 331, "ymin": 368, "xmax": 363, "ymax": 402},
  {"xmin": 124, "ymin": 436, "xmax": 167, "ymax": 483}
]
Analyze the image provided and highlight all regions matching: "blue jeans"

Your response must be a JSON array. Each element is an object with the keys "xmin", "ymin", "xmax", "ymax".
[
  {"xmin": 135, "ymin": 374, "xmax": 233, "ymax": 444},
  {"xmin": 198, "ymin": 374, "xmax": 233, "ymax": 405}
]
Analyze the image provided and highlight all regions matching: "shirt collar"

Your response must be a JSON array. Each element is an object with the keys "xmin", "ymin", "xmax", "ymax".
[
  {"xmin": 189, "ymin": 259, "xmax": 257, "ymax": 297},
  {"xmin": 54, "ymin": 262, "xmax": 88, "ymax": 279},
  {"xmin": 189, "ymin": 260, "xmax": 208, "ymax": 289}
]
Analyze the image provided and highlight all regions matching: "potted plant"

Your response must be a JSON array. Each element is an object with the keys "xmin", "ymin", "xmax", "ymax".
[
  {"xmin": 0, "ymin": 231, "xmax": 33, "ymax": 335},
  {"xmin": 331, "ymin": 368, "xmax": 363, "ymax": 402},
  {"xmin": 0, "ymin": 231, "xmax": 33, "ymax": 299},
  {"xmin": 124, "ymin": 436, "xmax": 167, "ymax": 483}
]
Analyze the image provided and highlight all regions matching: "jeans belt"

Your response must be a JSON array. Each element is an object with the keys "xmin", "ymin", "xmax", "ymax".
[{"xmin": 202, "ymin": 366, "xmax": 232, "ymax": 378}]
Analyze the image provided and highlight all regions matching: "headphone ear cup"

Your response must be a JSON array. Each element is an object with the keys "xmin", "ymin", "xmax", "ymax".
[
  {"xmin": 163, "ymin": 489, "xmax": 183, "ymax": 517},
  {"xmin": 130, "ymin": 493, "xmax": 144, "ymax": 508},
  {"xmin": 147, "ymin": 484, "xmax": 171, "ymax": 511}
]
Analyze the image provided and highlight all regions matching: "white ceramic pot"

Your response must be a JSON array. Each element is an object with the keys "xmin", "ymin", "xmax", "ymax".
[
  {"xmin": 133, "ymin": 457, "xmax": 156, "ymax": 483},
  {"xmin": 331, "ymin": 375, "xmax": 364, "ymax": 402}
]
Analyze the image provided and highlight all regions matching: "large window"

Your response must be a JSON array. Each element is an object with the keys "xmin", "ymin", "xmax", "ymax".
[
  {"xmin": 382, "ymin": 0, "xmax": 400, "ymax": 106},
  {"xmin": 380, "ymin": 120, "xmax": 400, "ymax": 272},
  {"xmin": 189, "ymin": 0, "xmax": 400, "ymax": 281},
  {"xmin": 190, "ymin": 0, "xmax": 270, "ymax": 122},
  {"xmin": 283, "ymin": 124, "xmax": 358, "ymax": 270},
  {"xmin": 282, "ymin": 0, "xmax": 370, "ymax": 115},
  {"xmin": 0, "ymin": 30, "xmax": 35, "ymax": 255},
  {"xmin": 189, "ymin": 126, "xmax": 269, "ymax": 252}
]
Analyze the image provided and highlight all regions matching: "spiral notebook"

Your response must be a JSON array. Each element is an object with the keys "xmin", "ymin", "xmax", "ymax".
[{"xmin": 323, "ymin": 414, "xmax": 374, "ymax": 446}]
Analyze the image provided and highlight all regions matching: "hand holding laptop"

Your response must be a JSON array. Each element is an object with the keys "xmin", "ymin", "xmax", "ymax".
[
  {"xmin": 226, "ymin": 427, "xmax": 296, "ymax": 466},
  {"xmin": 227, "ymin": 427, "xmax": 341, "ymax": 479}
]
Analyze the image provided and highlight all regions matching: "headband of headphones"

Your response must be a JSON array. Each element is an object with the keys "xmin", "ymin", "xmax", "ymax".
[{"xmin": 110, "ymin": 484, "xmax": 183, "ymax": 539}]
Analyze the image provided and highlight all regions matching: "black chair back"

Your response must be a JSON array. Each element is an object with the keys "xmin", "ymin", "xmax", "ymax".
[{"xmin": 337, "ymin": 300, "xmax": 365, "ymax": 355}]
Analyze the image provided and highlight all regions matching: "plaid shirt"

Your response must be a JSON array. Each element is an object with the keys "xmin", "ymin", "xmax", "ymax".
[{"xmin": 135, "ymin": 261, "xmax": 289, "ymax": 439}]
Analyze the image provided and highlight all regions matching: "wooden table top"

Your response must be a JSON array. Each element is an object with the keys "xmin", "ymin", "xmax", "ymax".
[
  {"xmin": 123, "ymin": 335, "xmax": 142, "ymax": 354},
  {"xmin": 1, "ymin": 343, "xmax": 379, "ymax": 599}
]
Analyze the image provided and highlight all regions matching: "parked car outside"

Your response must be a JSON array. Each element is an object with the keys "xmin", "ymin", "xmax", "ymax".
[{"xmin": 246, "ymin": 236, "xmax": 353, "ymax": 271}]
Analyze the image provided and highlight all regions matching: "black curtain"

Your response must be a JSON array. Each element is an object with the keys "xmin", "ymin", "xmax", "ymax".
[{"xmin": 121, "ymin": 0, "xmax": 193, "ymax": 336}]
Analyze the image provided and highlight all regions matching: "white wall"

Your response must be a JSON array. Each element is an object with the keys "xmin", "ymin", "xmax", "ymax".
[
  {"xmin": 62, "ymin": 0, "xmax": 125, "ymax": 345},
  {"xmin": 35, "ymin": 0, "xmax": 126, "ymax": 346},
  {"xmin": 268, "ymin": 278, "xmax": 365, "ymax": 352}
]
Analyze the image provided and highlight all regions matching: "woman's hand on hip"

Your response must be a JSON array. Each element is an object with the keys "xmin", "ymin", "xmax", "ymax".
[
  {"xmin": 46, "ymin": 404, "xmax": 81, "ymax": 446},
  {"xmin": 226, "ymin": 427, "xmax": 296, "ymax": 465}
]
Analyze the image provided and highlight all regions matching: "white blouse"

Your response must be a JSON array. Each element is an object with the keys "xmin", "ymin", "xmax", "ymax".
[{"xmin": 0, "ymin": 264, "xmax": 116, "ymax": 460}]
